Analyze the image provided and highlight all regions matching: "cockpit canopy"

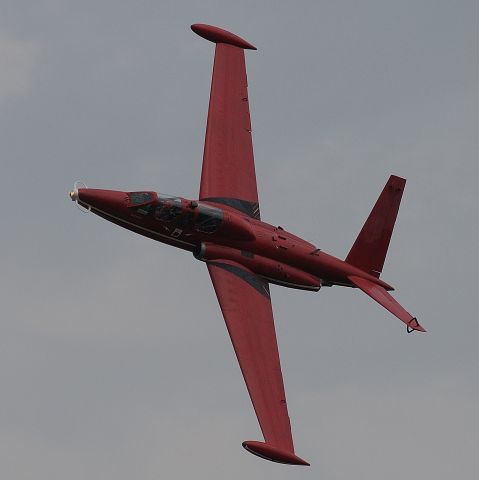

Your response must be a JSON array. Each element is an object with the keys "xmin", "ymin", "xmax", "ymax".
[
  {"xmin": 128, "ymin": 191, "xmax": 157, "ymax": 206},
  {"xmin": 155, "ymin": 194, "xmax": 182, "ymax": 221},
  {"xmin": 156, "ymin": 194, "xmax": 224, "ymax": 234},
  {"xmin": 128, "ymin": 192, "xmax": 224, "ymax": 235}
]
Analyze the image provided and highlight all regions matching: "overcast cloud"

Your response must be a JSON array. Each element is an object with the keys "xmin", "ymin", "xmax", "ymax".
[{"xmin": 1, "ymin": 1, "xmax": 478, "ymax": 479}]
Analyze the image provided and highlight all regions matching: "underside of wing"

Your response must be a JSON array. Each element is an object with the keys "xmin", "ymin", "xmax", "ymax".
[
  {"xmin": 206, "ymin": 259, "xmax": 309, "ymax": 465},
  {"xmin": 194, "ymin": 24, "xmax": 260, "ymax": 219}
]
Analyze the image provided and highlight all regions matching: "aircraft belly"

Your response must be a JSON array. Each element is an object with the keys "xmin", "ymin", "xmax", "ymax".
[{"xmin": 195, "ymin": 242, "xmax": 322, "ymax": 290}]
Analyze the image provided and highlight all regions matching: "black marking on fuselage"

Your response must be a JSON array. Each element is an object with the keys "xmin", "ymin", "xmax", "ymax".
[
  {"xmin": 207, "ymin": 261, "xmax": 270, "ymax": 299},
  {"xmin": 201, "ymin": 197, "xmax": 260, "ymax": 220}
]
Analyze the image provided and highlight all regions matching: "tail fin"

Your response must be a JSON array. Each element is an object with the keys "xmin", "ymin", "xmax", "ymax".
[
  {"xmin": 346, "ymin": 175, "xmax": 406, "ymax": 278},
  {"xmin": 348, "ymin": 275, "xmax": 425, "ymax": 332}
]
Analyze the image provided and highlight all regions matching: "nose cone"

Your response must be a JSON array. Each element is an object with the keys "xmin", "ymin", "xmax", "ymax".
[{"xmin": 77, "ymin": 189, "xmax": 128, "ymax": 212}]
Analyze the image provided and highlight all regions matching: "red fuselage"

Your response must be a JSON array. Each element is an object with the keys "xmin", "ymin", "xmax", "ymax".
[{"xmin": 75, "ymin": 188, "xmax": 393, "ymax": 292}]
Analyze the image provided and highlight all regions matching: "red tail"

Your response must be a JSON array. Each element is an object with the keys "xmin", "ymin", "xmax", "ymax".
[
  {"xmin": 348, "ymin": 275, "xmax": 425, "ymax": 332},
  {"xmin": 346, "ymin": 175, "xmax": 405, "ymax": 278}
]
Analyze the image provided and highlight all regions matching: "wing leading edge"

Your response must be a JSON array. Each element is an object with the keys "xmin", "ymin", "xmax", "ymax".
[{"xmin": 207, "ymin": 260, "xmax": 309, "ymax": 465}]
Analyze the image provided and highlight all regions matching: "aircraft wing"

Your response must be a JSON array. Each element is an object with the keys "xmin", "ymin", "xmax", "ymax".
[
  {"xmin": 193, "ymin": 24, "xmax": 260, "ymax": 219},
  {"xmin": 193, "ymin": 25, "xmax": 308, "ymax": 465},
  {"xmin": 207, "ymin": 260, "xmax": 309, "ymax": 465}
]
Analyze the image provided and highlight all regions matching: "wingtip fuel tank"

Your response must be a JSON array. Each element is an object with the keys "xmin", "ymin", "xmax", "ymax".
[{"xmin": 242, "ymin": 441, "xmax": 310, "ymax": 466}]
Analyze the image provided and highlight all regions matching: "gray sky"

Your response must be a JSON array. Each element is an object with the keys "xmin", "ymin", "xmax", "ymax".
[{"xmin": 1, "ymin": 1, "xmax": 478, "ymax": 478}]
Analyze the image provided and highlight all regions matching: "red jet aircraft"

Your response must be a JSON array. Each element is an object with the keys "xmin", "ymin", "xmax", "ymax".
[{"xmin": 69, "ymin": 24, "xmax": 425, "ymax": 466}]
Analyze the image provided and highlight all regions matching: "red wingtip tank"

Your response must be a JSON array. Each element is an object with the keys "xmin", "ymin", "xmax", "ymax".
[
  {"xmin": 191, "ymin": 24, "xmax": 257, "ymax": 50},
  {"xmin": 242, "ymin": 441, "xmax": 310, "ymax": 466}
]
